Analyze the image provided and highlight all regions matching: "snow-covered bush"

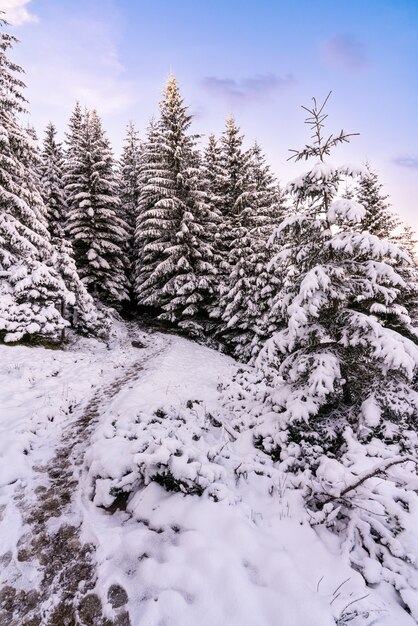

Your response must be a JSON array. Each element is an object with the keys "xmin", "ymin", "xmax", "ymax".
[
  {"xmin": 0, "ymin": 260, "xmax": 71, "ymax": 343},
  {"xmin": 132, "ymin": 403, "xmax": 227, "ymax": 498},
  {"xmin": 90, "ymin": 384, "xmax": 288, "ymax": 511},
  {"xmin": 90, "ymin": 399, "xmax": 235, "ymax": 508},
  {"xmin": 306, "ymin": 429, "xmax": 418, "ymax": 620}
]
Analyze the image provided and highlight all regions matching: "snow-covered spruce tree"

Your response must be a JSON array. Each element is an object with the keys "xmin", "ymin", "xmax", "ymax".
[
  {"xmin": 119, "ymin": 121, "xmax": 142, "ymax": 286},
  {"xmin": 133, "ymin": 118, "xmax": 160, "ymax": 306},
  {"xmin": 201, "ymin": 134, "xmax": 225, "ymax": 291},
  {"xmin": 39, "ymin": 122, "xmax": 68, "ymax": 235},
  {"xmin": 134, "ymin": 76, "xmax": 216, "ymax": 336},
  {"xmin": 224, "ymin": 95, "xmax": 418, "ymax": 613},
  {"xmin": 0, "ymin": 17, "xmax": 70, "ymax": 343},
  {"xmin": 63, "ymin": 101, "xmax": 84, "ymax": 205},
  {"xmin": 218, "ymin": 142, "xmax": 287, "ymax": 360},
  {"xmin": 219, "ymin": 115, "xmax": 250, "ymax": 224},
  {"xmin": 355, "ymin": 164, "xmax": 399, "ymax": 239},
  {"xmin": 252, "ymin": 97, "xmax": 418, "ymax": 461},
  {"xmin": 202, "ymin": 133, "xmax": 225, "ymax": 222},
  {"xmin": 65, "ymin": 108, "xmax": 129, "ymax": 308},
  {"xmin": 396, "ymin": 223, "xmax": 418, "ymax": 329},
  {"xmin": 398, "ymin": 223, "xmax": 417, "ymax": 259},
  {"xmin": 354, "ymin": 165, "xmax": 418, "ymax": 333},
  {"xmin": 63, "ymin": 103, "xmax": 85, "ymax": 226},
  {"xmin": 209, "ymin": 116, "xmax": 252, "ymax": 316},
  {"xmin": 40, "ymin": 123, "xmax": 104, "ymax": 336},
  {"xmin": 65, "ymin": 101, "xmax": 83, "ymax": 154}
]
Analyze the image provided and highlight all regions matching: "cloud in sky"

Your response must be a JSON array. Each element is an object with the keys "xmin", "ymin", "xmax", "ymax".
[
  {"xmin": 392, "ymin": 155, "xmax": 418, "ymax": 169},
  {"xmin": 2, "ymin": 0, "xmax": 38, "ymax": 26},
  {"xmin": 321, "ymin": 34, "xmax": 367, "ymax": 71},
  {"xmin": 19, "ymin": 7, "xmax": 139, "ymax": 119},
  {"xmin": 202, "ymin": 73, "xmax": 295, "ymax": 104},
  {"xmin": 189, "ymin": 105, "xmax": 207, "ymax": 121}
]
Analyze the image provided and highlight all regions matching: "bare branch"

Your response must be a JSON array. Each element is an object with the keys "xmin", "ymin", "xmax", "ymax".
[
  {"xmin": 317, "ymin": 91, "xmax": 332, "ymax": 116},
  {"xmin": 288, "ymin": 92, "xmax": 359, "ymax": 163},
  {"xmin": 318, "ymin": 457, "xmax": 418, "ymax": 510}
]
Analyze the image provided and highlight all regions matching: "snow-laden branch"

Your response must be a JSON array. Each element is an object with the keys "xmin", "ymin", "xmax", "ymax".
[{"xmin": 318, "ymin": 456, "xmax": 418, "ymax": 509}]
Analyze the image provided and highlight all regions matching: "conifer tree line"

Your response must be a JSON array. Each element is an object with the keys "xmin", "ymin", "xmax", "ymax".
[{"xmin": 0, "ymin": 17, "xmax": 417, "ymax": 354}]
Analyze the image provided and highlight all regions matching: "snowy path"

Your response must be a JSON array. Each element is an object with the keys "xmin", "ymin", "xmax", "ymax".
[{"xmin": 0, "ymin": 326, "xmax": 169, "ymax": 626}]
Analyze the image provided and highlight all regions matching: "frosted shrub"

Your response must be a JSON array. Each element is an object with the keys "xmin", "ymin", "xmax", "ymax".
[
  {"xmin": 133, "ymin": 404, "xmax": 227, "ymax": 498},
  {"xmin": 91, "ymin": 400, "xmax": 234, "ymax": 508}
]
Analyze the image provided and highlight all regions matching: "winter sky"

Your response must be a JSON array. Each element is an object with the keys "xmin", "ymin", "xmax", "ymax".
[{"xmin": 3, "ymin": 0, "xmax": 418, "ymax": 230}]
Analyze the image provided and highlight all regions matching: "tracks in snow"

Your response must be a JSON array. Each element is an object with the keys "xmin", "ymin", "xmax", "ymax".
[{"xmin": 0, "ymin": 333, "xmax": 168, "ymax": 626}]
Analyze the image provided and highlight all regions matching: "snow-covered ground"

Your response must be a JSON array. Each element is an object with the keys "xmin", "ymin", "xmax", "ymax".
[{"xmin": 0, "ymin": 322, "xmax": 415, "ymax": 625}]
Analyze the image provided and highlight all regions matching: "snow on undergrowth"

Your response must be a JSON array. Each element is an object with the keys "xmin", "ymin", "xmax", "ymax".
[{"xmin": 85, "ymin": 334, "xmax": 417, "ymax": 626}]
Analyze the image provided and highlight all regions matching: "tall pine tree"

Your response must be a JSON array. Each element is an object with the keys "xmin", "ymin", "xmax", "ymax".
[
  {"xmin": 219, "ymin": 142, "xmax": 286, "ymax": 360},
  {"xmin": 354, "ymin": 165, "xmax": 418, "ymax": 331},
  {"xmin": 119, "ymin": 121, "xmax": 141, "ymax": 286},
  {"xmin": 40, "ymin": 122, "xmax": 103, "ymax": 336},
  {"xmin": 65, "ymin": 108, "xmax": 129, "ymax": 308},
  {"xmin": 134, "ymin": 76, "xmax": 216, "ymax": 335},
  {"xmin": 214, "ymin": 115, "xmax": 252, "ymax": 294},
  {"xmin": 39, "ymin": 122, "xmax": 67, "ymax": 235},
  {"xmin": 202, "ymin": 134, "xmax": 224, "ymax": 224}
]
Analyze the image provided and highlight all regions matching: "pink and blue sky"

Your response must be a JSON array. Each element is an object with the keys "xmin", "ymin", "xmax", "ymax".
[{"xmin": 3, "ymin": 0, "xmax": 418, "ymax": 229}]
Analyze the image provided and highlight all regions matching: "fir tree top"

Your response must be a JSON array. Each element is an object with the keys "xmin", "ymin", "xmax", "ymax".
[{"xmin": 160, "ymin": 74, "xmax": 193, "ymax": 138}]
